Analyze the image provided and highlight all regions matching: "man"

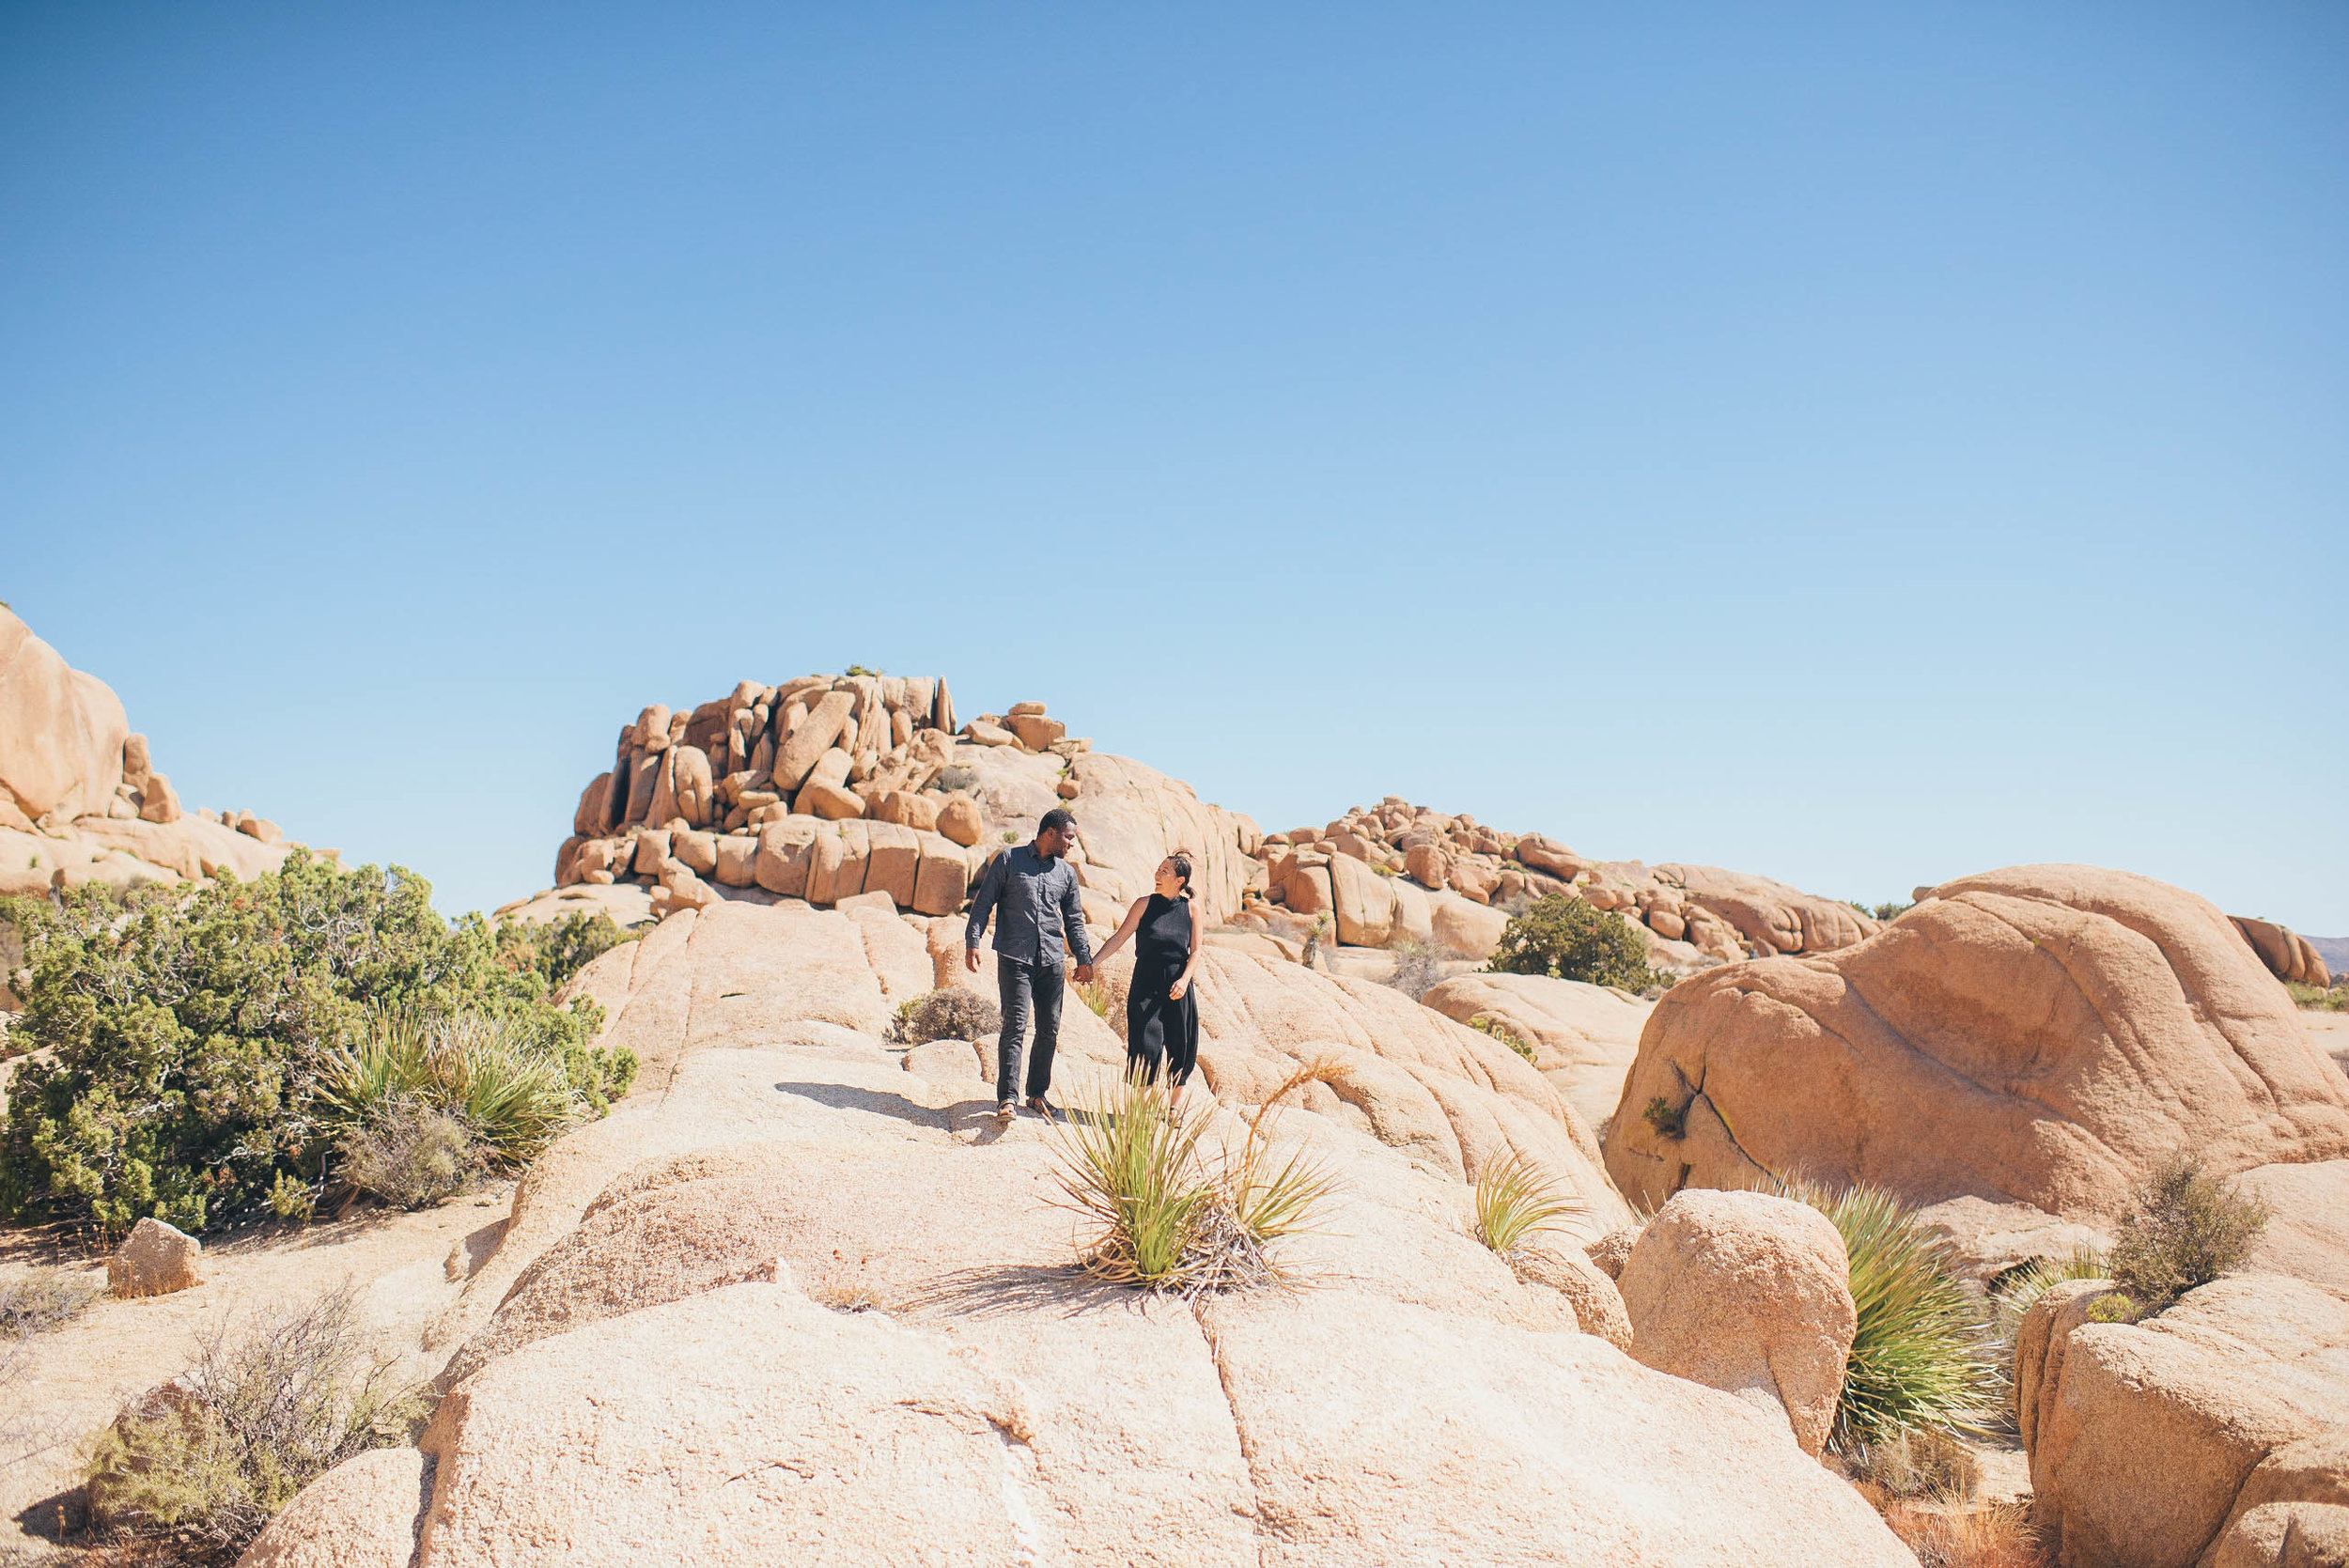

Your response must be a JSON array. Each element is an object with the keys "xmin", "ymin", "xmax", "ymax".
[{"xmin": 965, "ymin": 807, "xmax": 1095, "ymax": 1126}]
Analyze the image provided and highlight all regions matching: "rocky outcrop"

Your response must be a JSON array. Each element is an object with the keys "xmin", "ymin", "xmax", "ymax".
[
  {"xmin": 0, "ymin": 608, "xmax": 307, "ymax": 914},
  {"xmin": 552, "ymin": 680, "xmax": 1258, "ymax": 923},
  {"xmin": 1419, "ymin": 971, "xmax": 1652, "ymax": 1131},
  {"xmin": 245, "ymin": 899, "xmax": 1912, "ymax": 1566},
  {"xmin": 1615, "ymin": 1189, "xmax": 1856, "ymax": 1457},
  {"xmin": 2233, "ymin": 916, "xmax": 2336, "ymax": 989},
  {"xmin": 1604, "ymin": 864, "xmax": 2349, "ymax": 1224},
  {"xmin": 1226, "ymin": 796, "xmax": 1875, "ymax": 970},
  {"xmin": 2017, "ymin": 1275, "xmax": 2349, "ymax": 1568}
]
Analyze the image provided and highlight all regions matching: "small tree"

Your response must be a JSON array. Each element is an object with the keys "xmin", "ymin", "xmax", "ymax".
[{"xmin": 1486, "ymin": 895, "xmax": 1666, "ymax": 991}]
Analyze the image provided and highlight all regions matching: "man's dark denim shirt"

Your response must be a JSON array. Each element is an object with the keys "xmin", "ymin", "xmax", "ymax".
[{"xmin": 965, "ymin": 843, "xmax": 1093, "ymax": 968}]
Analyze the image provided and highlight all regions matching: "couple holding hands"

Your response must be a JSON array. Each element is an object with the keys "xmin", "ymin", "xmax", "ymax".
[{"xmin": 963, "ymin": 808, "xmax": 1202, "ymax": 1128}]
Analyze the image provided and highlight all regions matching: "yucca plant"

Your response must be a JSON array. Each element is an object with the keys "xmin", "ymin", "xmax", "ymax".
[
  {"xmin": 1472, "ymin": 1152, "xmax": 1585, "ymax": 1257},
  {"xmin": 1779, "ymin": 1177, "xmax": 2002, "ymax": 1451},
  {"xmin": 1050, "ymin": 1061, "xmax": 1342, "ymax": 1295},
  {"xmin": 1052, "ymin": 1075, "xmax": 1219, "ymax": 1287},
  {"xmin": 1989, "ymin": 1246, "xmax": 2108, "ymax": 1349},
  {"xmin": 433, "ymin": 1013, "xmax": 583, "ymax": 1164}
]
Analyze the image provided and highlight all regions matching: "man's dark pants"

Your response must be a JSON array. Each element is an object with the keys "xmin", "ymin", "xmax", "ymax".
[{"xmin": 996, "ymin": 955, "xmax": 1066, "ymax": 1103}]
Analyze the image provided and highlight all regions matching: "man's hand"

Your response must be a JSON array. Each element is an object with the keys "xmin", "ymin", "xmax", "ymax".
[
  {"xmin": 964, "ymin": 947, "xmax": 982, "ymax": 973},
  {"xmin": 1074, "ymin": 962, "xmax": 1096, "ymax": 984}
]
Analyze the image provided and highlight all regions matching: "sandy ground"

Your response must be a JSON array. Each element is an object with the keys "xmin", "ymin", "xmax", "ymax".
[
  {"xmin": 2306, "ymin": 1009, "xmax": 2349, "ymax": 1077},
  {"xmin": 0, "ymin": 1184, "xmax": 512, "ymax": 1554}
]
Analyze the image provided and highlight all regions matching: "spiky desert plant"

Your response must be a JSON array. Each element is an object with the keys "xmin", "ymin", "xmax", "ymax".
[
  {"xmin": 1051, "ymin": 1062, "xmax": 1342, "ymax": 1295},
  {"xmin": 1780, "ymin": 1177, "xmax": 2002, "ymax": 1451},
  {"xmin": 1051, "ymin": 1076, "xmax": 1219, "ymax": 1288},
  {"xmin": 1472, "ymin": 1152, "xmax": 1585, "ymax": 1257},
  {"xmin": 1989, "ymin": 1247, "xmax": 2108, "ymax": 1348},
  {"xmin": 1227, "ymin": 1060, "xmax": 1343, "ymax": 1249}
]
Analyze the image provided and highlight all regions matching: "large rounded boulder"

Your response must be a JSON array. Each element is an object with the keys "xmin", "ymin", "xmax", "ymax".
[{"xmin": 1604, "ymin": 864, "xmax": 2349, "ymax": 1222}]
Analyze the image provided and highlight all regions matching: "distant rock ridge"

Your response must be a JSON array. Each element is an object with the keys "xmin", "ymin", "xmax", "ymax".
[
  {"xmin": 0, "ymin": 607, "xmax": 311, "ymax": 906},
  {"xmin": 544, "ymin": 678, "xmax": 1879, "ymax": 979}
]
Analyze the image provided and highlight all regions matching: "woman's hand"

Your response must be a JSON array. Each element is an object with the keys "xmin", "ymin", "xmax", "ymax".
[{"xmin": 1168, "ymin": 976, "xmax": 1190, "ymax": 1001}]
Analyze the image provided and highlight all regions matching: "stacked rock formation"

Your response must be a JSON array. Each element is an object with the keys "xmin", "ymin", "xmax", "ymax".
[
  {"xmin": 553, "ymin": 676, "xmax": 1259, "ymax": 924},
  {"xmin": 1235, "ymin": 795, "xmax": 1878, "ymax": 971},
  {"xmin": 0, "ymin": 608, "xmax": 305, "ymax": 904},
  {"xmin": 2232, "ymin": 915, "xmax": 2336, "ymax": 988}
]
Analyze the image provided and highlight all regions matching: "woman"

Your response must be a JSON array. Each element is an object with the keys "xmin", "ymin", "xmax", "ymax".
[{"xmin": 1091, "ymin": 852, "xmax": 1204, "ymax": 1107}]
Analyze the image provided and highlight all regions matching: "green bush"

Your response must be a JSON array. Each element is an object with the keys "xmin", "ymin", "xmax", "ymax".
[
  {"xmin": 2107, "ymin": 1153, "xmax": 2270, "ymax": 1313},
  {"xmin": 0, "ymin": 852, "xmax": 630, "ymax": 1236},
  {"xmin": 1780, "ymin": 1178, "xmax": 2001, "ymax": 1452},
  {"xmin": 492, "ymin": 909, "xmax": 639, "ymax": 991},
  {"xmin": 333, "ymin": 1102, "xmax": 481, "ymax": 1210},
  {"xmin": 1485, "ymin": 895, "xmax": 1665, "ymax": 991},
  {"xmin": 86, "ymin": 1282, "xmax": 424, "ymax": 1564},
  {"xmin": 1471, "ymin": 1152, "xmax": 1584, "ymax": 1257},
  {"xmin": 2285, "ymin": 980, "xmax": 2346, "ymax": 1012},
  {"xmin": 1467, "ymin": 1015, "xmax": 1538, "ymax": 1065}
]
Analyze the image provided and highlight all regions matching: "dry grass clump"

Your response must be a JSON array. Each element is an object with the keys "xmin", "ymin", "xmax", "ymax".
[
  {"xmin": 0, "ymin": 1267, "xmax": 103, "ymax": 1339},
  {"xmin": 1875, "ymin": 1500, "xmax": 2050, "ymax": 1568},
  {"xmin": 1471, "ymin": 1152, "xmax": 1585, "ymax": 1257},
  {"xmin": 1052, "ymin": 1062, "xmax": 1341, "ymax": 1296},
  {"xmin": 334, "ymin": 1103, "xmax": 482, "ymax": 1211},
  {"xmin": 85, "ymin": 1283, "xmax": 425, "ymax": 1565},
  {"xmin": 1852, "ymin": 1425, "xmax": 1981, "ymax": 1501},
  {"xmin": 890, "ymin": 986, "xmax": 1003, "ymax": 1047},
  {"xmin": 2105, "ymin": 1152, "xmax": 2269, "ymax": 1315}
]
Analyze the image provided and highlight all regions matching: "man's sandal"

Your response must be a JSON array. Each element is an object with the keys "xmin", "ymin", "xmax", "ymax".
[
  {"xmin": 994, "ymin": 1101, "xmax": 1016, "ymax": 1129},
  {"xmin": 1025, "ymin": 1096, "xmax": 1060, "ymax": 1124}
]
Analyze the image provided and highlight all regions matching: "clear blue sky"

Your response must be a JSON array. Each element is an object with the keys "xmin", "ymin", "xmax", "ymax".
[{"xmin": 5, "ymin": 3, "xmax": 2344, "ymax": 931}]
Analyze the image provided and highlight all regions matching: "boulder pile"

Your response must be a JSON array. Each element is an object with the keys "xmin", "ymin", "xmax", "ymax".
[
  {"xmin": 0, "ymin": 607, "xmax": 308, "ymax": 904},
  {"xmin": 1230, "ymin": 796, "xmax": 1879, "ymax": 971},
  {"xmin": 2232, "ymin": 915, "xmax": 2336, "ymax": 988},
  {"xmin": 552, "ymin": 677, "xmax": 1261, "ymax": 923}
]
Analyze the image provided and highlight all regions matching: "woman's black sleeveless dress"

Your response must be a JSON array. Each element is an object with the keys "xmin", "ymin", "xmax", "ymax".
[{"xmin": 1126, "ymin": 893, "xmax": 1200, "ymax": 1086}]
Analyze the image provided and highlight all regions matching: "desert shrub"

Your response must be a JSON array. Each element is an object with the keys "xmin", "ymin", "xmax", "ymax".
[
  {"xmin": 2285, "ymin": 979, "xmax": 2347, "ymax": 1012},
  {"xmin": 1779, "ymin": 1177, "xmax": 2001, "ymax": 1452},
  {"xmin": 1385, "ymin": 939, "xmax": 1443, "ymax": 1001},
  {"xmin": 1852, "ymin": 901, "xmax": 1915, "ymax": 924},
  {"xmin": 1467, "ymin": 1015, "xmax": 1537, "ymax": 1065},
  {"xmin": 0, "ymin": 1267, "xmax": 102, "ymax": 1338},
  {"xmin": 890, "ymin": 987, "xmax": 1002, "ymax": 1047},
  {"xmin": 1471, "ymin": 1152, "xmax": 1584, "ymax": 1257},
  {"xmin": 86, "ymin": 1283, "xmax": 424, "ymax": 1564},
  {"xmin": 2083, "ymin": 1292, "xmax": 2141, "ymax": 1324},
  {"xmin": 2107, "ymin": 1153, "xmax": 2269, "ymax": 1312},
  {"xmin": 333, "ymin": 1101, "xmax": 481, "ymax": 1209},
  {"xmin": 1486, "ymin": 895, "xmax": 1666, "ymax": 991},
  {"xmin": 1299, "ymin": 915, "xmax": 1330, "ymax": 970},
  {"xmin": 0, "ymin": 853, "xmax": 623, "ymax": 1235},
  {"xmin": 1640, "ymin": 1094, "xmax": 1687, "ymax": 1139},
  {"xmin": 492, "ymin": 909, "xmax": 639, "ymax": 991},
  {"xmin": 1052, "ymin": 1064, "xmax": 1338, "ymax": 1296}
]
